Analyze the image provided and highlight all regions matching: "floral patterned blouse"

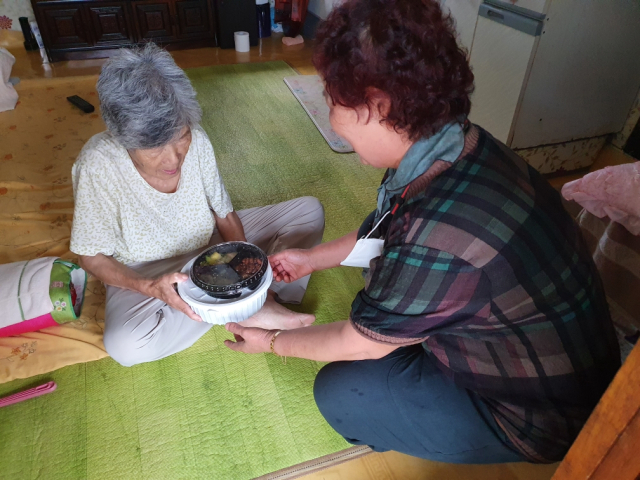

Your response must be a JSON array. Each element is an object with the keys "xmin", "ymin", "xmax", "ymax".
[{"xmin": 70, "ymin": 126, "xmax": 233, "ymax": 265}]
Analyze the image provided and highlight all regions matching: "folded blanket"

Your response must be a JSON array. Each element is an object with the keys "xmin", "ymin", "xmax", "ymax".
[
  {"xmin": 0, "ymin": 258, "xmax": 87, "ymax": 338},
  {"xmin": 561, "ymin": 162, "xmax": 640, "ymax": 235}
]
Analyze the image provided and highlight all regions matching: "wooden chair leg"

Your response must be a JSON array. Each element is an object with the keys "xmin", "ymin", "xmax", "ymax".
[{"xmin": 552, "ymin": 342, "xmax": 640, "ymax": 480}]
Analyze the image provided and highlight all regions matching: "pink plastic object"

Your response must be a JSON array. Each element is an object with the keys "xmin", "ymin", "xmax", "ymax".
[
  {"xmin": 0, "ymin": 381, "xmax": 57, "ymax": 408},
  {"xmin": 0, "ymin": 313, "xmax": 58, "ymax": 338}
]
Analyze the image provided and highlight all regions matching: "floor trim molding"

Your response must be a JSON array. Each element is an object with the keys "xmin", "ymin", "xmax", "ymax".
[{"xmin": 254, "ymin": 446, "xmax": 373, "ymax": 480}]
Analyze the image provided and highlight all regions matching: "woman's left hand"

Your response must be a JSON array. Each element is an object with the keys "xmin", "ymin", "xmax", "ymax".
[{"xmin": 224, "ymin": 323, "xmax": 275, "ymax": 354}]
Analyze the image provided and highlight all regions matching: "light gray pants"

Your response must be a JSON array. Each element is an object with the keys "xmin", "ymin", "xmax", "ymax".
[{"xmin": 103, "ymin": 196, "xmax": 325, "ymax": 367}]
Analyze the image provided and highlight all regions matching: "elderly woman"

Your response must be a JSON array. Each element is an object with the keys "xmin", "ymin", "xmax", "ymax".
[
  {"xmin": 70, "ymin": 44, "xmax": 323, "ymax": 368},
  {"xmin": 224, "ymin": 0, "xmax": 621, "ymax": 465}
]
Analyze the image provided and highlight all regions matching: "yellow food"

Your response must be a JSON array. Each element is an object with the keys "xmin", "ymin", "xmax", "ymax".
[
  {"xmin": 205, "ymin": 252, "xmax": 223, "ymax": 265},
  {"xmin": 205, "ymin": 251, "xmax": 237, "ymax": 266}
]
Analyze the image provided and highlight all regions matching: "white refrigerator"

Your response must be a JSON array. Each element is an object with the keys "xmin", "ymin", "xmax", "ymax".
[{"xmin": 441, "ymin": 0, "xmax": 640, "ymax": 151}]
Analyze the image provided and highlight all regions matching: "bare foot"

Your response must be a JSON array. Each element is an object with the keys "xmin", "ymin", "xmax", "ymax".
[{"xmin": 239, "ymin": 295, "xmax": 315, "ymax": 330}]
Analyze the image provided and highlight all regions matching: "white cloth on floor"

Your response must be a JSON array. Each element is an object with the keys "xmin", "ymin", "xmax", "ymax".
[
  {"xmin": 0, "ymin": 257, "xmax": 56, "ymax": 328},
  {"xmin": 0, "ymin": 48, "xmax": 18, "ymax": 113}
]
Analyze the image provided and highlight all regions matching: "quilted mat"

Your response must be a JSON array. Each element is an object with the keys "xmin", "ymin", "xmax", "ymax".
[
  {"xmin": 284, "ymin": 75, "xmax": 354, "ymax": 153},
  {"xmin": 0, "ymin": 61, "xmax": 385, "ymax": 479}
]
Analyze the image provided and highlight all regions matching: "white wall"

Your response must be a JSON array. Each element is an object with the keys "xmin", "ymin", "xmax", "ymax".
[
  {"xmin": 0, "ymin": 0, "xmax": 34, "ymax": 31},
  {"xmin": 307, "ymin": 0, "xmax": 336, "ymax": 20}
]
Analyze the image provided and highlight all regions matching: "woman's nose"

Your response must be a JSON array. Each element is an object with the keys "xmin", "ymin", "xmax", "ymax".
[{"xmin": 163, "ymin": 149, "xmax": 181, "ymax": 167}]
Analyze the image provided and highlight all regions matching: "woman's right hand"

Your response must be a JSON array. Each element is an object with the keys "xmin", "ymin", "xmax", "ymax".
[
  {"xmin": 78, "ymin": 254, "xmax": 203, "ymax": 322},
  {"xmin": 143, "ymin": 272, "xmax": 203, "ymax": 322},
  {"xmin": 269, "ymin": 249, "xmax": 315, "ymax": 283}
]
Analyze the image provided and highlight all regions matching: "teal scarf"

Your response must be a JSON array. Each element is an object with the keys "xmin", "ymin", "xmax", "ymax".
[{"xmin": 376, "ymin": 122, "xmax": 465, "ymax": 218}]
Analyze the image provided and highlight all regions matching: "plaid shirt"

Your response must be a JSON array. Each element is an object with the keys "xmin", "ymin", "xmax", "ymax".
[{"xmin": 350, "ymin": 127, "xmax": 620, "ymax": 463}]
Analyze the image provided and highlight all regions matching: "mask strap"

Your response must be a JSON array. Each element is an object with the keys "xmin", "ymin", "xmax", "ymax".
[
  {"xmin": 365, "ymin": 184, "xmax": 412, "ymax": 240},
  {"xmin": 364, "ymin": 210, "xmax": 391, "ymax": 239}
]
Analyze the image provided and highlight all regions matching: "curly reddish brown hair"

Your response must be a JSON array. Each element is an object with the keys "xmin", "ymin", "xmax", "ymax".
[{"xmin": 313, "ymin": 0, "xmax": 474, "ymax": 141}]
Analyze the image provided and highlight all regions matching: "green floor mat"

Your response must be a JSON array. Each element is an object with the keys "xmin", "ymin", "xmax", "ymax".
[{"xmin": 0, "ymin": 61, "xmax": 384, "ymax": 480}]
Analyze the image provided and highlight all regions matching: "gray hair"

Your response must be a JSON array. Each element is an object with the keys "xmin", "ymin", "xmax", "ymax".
[{"xmin": 97, "ymin": 43, "xmax": 202, "ymax": 150}]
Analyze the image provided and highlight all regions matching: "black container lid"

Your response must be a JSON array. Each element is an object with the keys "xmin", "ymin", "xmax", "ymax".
[{"xmin": 190, "ymin": 242, "xmax": 268, "ymax": 297}]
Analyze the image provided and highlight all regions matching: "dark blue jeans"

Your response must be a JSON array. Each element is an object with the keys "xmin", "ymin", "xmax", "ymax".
[{"xmin": 313, "ymin": 345, "xmax": 525, "ymax": 464}]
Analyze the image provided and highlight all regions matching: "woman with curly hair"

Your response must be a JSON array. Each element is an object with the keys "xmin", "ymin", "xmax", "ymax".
[{"xmin": 224, "ymin": 0, "xmax": 620, "ymax": 464}]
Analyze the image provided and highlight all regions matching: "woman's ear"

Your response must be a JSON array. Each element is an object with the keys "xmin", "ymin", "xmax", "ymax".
[{"xmin": 365, "ymin": 87, "xmax": 392, "ymax": 121}]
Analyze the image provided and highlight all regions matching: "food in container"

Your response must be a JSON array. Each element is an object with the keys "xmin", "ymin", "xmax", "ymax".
[
  {"xmin": 178, "ymin": 242, "xmax": 273, "ymax": 325},
  {"xmin": 191, "ymin": 242, "xmax": 267, "ymax": 299}
]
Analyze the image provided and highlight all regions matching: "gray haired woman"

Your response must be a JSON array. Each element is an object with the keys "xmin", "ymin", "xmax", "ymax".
[{"xmin": 70, "ymin": 44, "xmax": 324, "ymax": 367}]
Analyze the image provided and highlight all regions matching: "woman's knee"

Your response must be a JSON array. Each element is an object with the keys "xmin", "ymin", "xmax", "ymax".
[
  {"xmin": 298, "ymin": 196, "xmax": 325, "ymax": 231},
  {"xmin": 313, "ymin": 361, "xmax": 363, "ymax": 419},
  {"xmin": 314, "ymin": 362, "xmax": 348, "ymax": 429},
  {"xmin": 314, "ymin": 360, "xmax": 394, "ymax": 448},
  {"xmin": 103, "ymin": 326, "xmax": 139, "ymax": 367},
  {"xmin": 314, "ymin": 351, "xmax": 416, "ymax": 422},
  {"xmin": 103, "ymin": 319, "xmax": 157, "ymax": 367}
]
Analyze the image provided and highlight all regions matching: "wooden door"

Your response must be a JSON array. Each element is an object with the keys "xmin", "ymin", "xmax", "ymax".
[
  {"xmin": 87, "ymin": 3, "xmax": 135, "ymax": 46},
  {"xmin": 174, "ymin": 0, "xmax": 212, "ymax": 39},
  {"xmin": 39, "ymin": 6, "xmax": 92, "ymax": 49},
  {"xmin": 132, "ymin": 0, "xmax": 177, "ymax": 42}
]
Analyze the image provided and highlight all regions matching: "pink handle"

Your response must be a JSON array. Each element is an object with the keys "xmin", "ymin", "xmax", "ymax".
[{"xmin": 0, "ymin": 381, "xmax": 57, "ymax": 408}]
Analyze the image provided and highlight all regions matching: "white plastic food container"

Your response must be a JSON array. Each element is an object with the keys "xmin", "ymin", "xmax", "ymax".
[{"xmin": 178, "ymin": 257, "xmax": 272, "ymax": 325}]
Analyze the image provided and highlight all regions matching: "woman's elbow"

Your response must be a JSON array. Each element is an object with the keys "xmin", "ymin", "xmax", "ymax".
[
  {"xmin": 343, "ymin": 322, "xmax": 398, "ymax": 360},
  {"xmin": 76, "ymin": 254, "xmax": 102, "ymax": 274},
  {"xmin": 76, "ymin": 255, "xmax": 88, "ymax": 270}
]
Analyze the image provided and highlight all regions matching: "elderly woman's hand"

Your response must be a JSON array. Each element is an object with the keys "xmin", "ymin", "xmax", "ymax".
[
  {"xmin": 223, "ymin": 323, "xmax": 275, "ymax": 353},
  {"xmin": 269, "ymin": 249, "xmax": 315, "ymax": 283},
  {"xmin": 144, "ymin": 272, "xmax": 203, "ymax": 322}
]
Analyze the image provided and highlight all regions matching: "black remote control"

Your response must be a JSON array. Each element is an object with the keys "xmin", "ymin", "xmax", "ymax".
[{"xmin": 67, "ymin": 95, "xmax": 95, "ymax": 113}]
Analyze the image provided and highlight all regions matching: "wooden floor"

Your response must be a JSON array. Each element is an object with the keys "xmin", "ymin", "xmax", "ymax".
[
  {"xmin": 1, "ymin": 28, "xmax": 635, "ymax": 480},
  {"xmin": 0, "ymin": 29, "xmax": 317, "ymax": 80}
]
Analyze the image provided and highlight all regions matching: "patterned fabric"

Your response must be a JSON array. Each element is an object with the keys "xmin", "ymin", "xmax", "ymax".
[
  {"xmin": 49, "ymin": 260, "xmax": 84, "ymax": 323},
  {"xmin": 70, "ymin": 126, "xmax": 234, "ymax": 265},
  {"xmin": 577, "ymin": 211, "xmax": 640, "ymax": 337},
  {"xmin": 350, "ymin": 126, "xmax": 621, "ymax": 463}
]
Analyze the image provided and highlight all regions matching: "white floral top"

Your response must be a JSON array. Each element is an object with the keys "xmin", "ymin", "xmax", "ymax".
[{"xmin": 70, "ymin": 126, "xmax": 233, "ymax": 265}]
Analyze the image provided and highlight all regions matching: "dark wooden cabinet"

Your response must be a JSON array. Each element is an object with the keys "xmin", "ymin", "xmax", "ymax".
[
  {"xmin": 175, "ymin": 0, "xmax": 212, "ymax": 39},
  {"xmin": 88, "ymin": 3, "xmax": 135, "ymax": 46},
  {"xmin": 132, "ymin": 0, "xmax": 175, "ymax": 41},
  {"xmin": 31, "ymin": 0, "xmax": 218, "ymax": 61},
  {"xmin": 41, "ymin": 6, "xmax": 92, "ymax": 48}
]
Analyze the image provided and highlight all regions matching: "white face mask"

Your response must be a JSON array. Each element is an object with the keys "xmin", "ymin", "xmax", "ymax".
[{"xmin": 340, "ymin": 211, "xmax": 390, "ymax": 268}]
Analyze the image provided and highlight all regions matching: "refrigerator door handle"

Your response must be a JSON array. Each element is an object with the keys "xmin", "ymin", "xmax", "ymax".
[
  {"xmin": 486, "ymin": 9, "xmax": 505, "ymax": 21},
  {"xmin": 479, "ymin": 2, "xmax": 545, "ymax": 37}
]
